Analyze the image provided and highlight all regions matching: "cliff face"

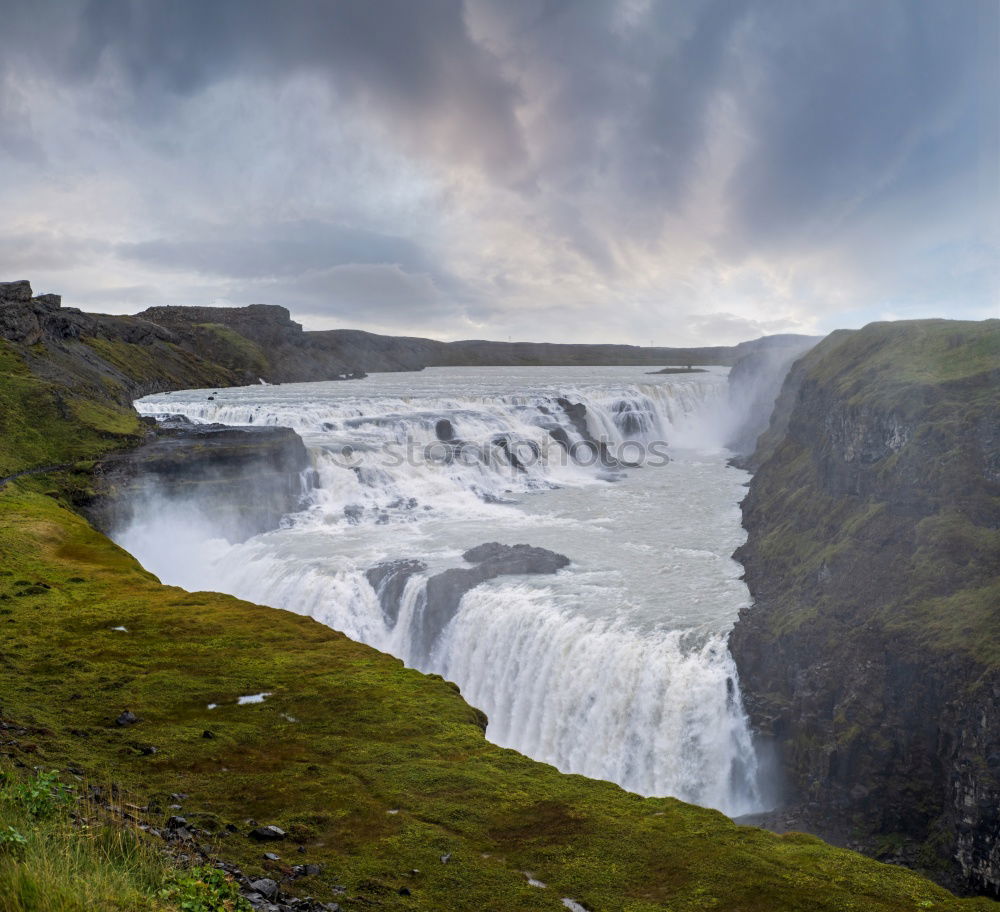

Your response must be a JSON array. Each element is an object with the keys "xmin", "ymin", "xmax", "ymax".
[
  {"xmin": 724, "ymin": 335, "xmax": 821, "ymax": 461},
  {"xmin": 0, "ymin": 282, "xmax": 241, "ymax": 480},
  {"xmin": 136, "ymin": 303, "xmax": 370, "ymax": 383},
  {"xmin": 83, "ymin": 417, "xmax": 314, "ymax": 543},
  {"xmin": 729, "ymin": 319, "xmax": 1000, "ymax": 895}
]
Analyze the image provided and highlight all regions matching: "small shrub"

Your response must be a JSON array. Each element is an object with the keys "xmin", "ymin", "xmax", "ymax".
[
  {"xmin": 0, "ymin": 827, "xmax": 27, "ymax": 858},
  {"xmin": 1, "ymin": 769, "xmax": 74, "ymax": 818},
  {"xmin": 159, "ymin": 865, "xmax": 252, "ymax": 912}
]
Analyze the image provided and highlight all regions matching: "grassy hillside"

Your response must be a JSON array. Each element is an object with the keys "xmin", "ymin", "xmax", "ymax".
[
  {"xmin": 736, "ymin": 319, "xmax": 1000, "ymax": 665},
  {"xmin": 0, "ymin": 342, "xmax": 141, "ymax": 479}
]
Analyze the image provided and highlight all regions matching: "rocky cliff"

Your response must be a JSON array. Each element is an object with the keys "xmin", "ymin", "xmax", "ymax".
[
  {"xmin": 729, "ymin": 319, "xmax": 1000, "ymax": 895},
  {"xmin": 83, "ymin": 417, "xmax": 314, "ymax": 543},
  {"xmin": 0, "ymin": 281, "xmax": 241, "ymax": 481},
  {"xmin": 725, "ymin": 335, "xmax": 821, "ymax": 460}
]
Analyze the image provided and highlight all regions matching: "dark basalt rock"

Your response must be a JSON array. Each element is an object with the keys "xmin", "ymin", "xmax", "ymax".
[
  {"xmin": 368, "ymin": 543, "xmax": 570, "ymax": 662},
  {"xmin": 249, "ymin": 825, "xmax": 286, "ymax": 841},
  {"xmin": 412, "ymin": 543, "xmax": 570, "ymax": 662},
  {"xmin": 435, "ymin": 418, "xmax": 456, "ymax": 442},
  {"xmin": 490, "ymin": 434, "xmax": 536, "ymax": 472},
  {"xmin": 729, "ymin": 322, "xmax": 1000, "ymax": 896},
  {"xmin": 83, "ymin": 418, "xmax": 314, "ymax": 543},
  {"xmin": 249, "ymin": 878, "xmax": 279, "ymax": 899},
  {"xmin": 365, "ymin": 559, "xmax": 427, "ymax": 627},
  {"xmin": 552, "ymin": 398, "xmax": 631, "ymax": 468},
  {"xmin": 0, "ymin": 280, "xmax": 33, "ymax": 303},
  {"xmin": 461, "ymin": 542, "xmax": 570, "ymax": 574}
]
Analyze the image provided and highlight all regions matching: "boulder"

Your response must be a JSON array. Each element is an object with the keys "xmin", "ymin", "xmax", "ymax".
[
  {"xmin": 365, "ymin": 559, "xmax": 427, "ymax": 627},
  {"xmin": 0, "ymin": 280, "xmax": 32, "ymax": 303},
  {"xmin": 411, "ymin": 543, "xmax": 569, "ymax": 661},
  {"xmin": 462, "ymin": 542, "xmax": 570, "ymax": 575},
  {"xmin": 249, "ymin": 878, "xmax": 279, "ymax": 899},
  {"xmin": 249, "ymin": 824, "xmax": 286, "ymax": 841}
]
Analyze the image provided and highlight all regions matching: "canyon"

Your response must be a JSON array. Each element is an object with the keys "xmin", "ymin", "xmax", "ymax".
[{"xmin": 0, "ymin": 280, "xmax": 997, "ymax": 908}]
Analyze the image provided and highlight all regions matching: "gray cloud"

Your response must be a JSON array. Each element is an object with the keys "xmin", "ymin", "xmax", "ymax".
[
  {"xmin": 58, "ymin": 0, "xmax": 526, "ymax": 177},
  {"xmin": 0, "ymin": 0, "xmax": 996, "ymax": 343},
  {"xmin": 118, "ymin": 221, "xmax": 436, "ymax": 279}
]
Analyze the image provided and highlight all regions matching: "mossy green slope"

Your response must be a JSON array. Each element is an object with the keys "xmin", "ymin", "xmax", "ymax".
[
  {"xmin": 0, "ymin": 341, "xmax": 140, "ymax": 479},
  {"xmin": 0, "ymin": 336, "xmax": 237, "ymax": 480},
  {"xmin": 730, "ymin": 318, "xmax": 1000, "ymax": 893},
  {"xmin": 0, "ymin": 487, "xmax": 994, "ymax": 912}
]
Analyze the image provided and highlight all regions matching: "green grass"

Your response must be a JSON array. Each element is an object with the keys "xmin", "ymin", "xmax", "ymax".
[
  {"xmin": 806, "ymin": 319, "xmax": 1000, "ymax": 393},
  {"xmin": 189, "ymin": 324, "xmax": 270, "ymax": 376},
  {"xmin": 0, "ymin": 766, "xmax": 256, "ymax": 911},
  {"xmin": 0, "ymin": 342, "xmax": 142, "ymax": 478},
  {"xmin": 0, "ymin": 768, "xmax": 177, "ymax": 912}
]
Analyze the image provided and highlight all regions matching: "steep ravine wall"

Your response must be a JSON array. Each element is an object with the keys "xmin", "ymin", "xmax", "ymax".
[{"xmin": 729, "ymin": 319, "xmax": 1000, "ymax": 896}]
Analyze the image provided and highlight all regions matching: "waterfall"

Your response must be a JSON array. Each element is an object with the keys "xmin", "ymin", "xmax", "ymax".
[
  {"xmin": 433, "ymin": 585, "xmax": 759, "ymax": 814},
  {"xmin": 125, "ymin": 367, "xmax": 765, "ymax": 816}
]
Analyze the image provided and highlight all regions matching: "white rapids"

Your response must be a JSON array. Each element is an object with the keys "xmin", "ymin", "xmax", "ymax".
[{"xmin": 124, "ymin": 365, "xmax": 767, "ymax": 816}]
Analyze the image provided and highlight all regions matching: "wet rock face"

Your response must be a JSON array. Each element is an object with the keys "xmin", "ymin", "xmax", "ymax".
[
  {"xmin": 416, "ymin": 543, "xmax": 569, "ymax": 660},
  {"xmin": 367, "ymin": 543, "xmax": 570, "ymax": 663},
  {"xmin": 84, "ymin": 417, "xmax": 314, "ymax": 543},
  {"xmin": 461, "ymin": 542, "xmax": 571, "ymax": 574},
  {"xmin": 725, "ymin": 336, "xmax": 818, "ymax": 462},
  {"xmin": 729, "ymin": 323, "xmax": 1000, "ymax": 896},
  {"xmin": 365, "ymin": 559, "xmax": 427, "ymax": 627}
]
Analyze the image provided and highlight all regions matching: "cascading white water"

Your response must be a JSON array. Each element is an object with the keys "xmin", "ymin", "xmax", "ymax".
[
  {"xmin": 124, "ymin": 366, "xmax": 767, "ymax": 816},
  {"xmin": 432, "ymin": 586, "xmax": 758, "ymax": 810}
]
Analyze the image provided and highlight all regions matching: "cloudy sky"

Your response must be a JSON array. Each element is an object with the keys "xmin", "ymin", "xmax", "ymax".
[{"xmin": 2, "ymin": 1, "xmax": 997, "ymax": 344}]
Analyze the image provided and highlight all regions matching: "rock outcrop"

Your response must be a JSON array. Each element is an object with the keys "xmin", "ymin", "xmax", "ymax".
[
  {"xmin": 729, "ymin": 319, "xmax": 1000, "ymax": 895},
  {"xmin": 367, "ymin": 543, "xmax": 571, "ymax": 663},
  {"xmin": 419, "ymin": 543, "xmax": 569, "ymax": 658},
  {"xmin": 83, "ymin": 416, "xmax": 314, "ymax": 542}
]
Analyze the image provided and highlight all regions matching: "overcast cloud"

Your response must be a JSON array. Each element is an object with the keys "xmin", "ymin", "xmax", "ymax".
[{"xmin": 1, "ymin": 0, "xmax": 996, "ymax": 344}]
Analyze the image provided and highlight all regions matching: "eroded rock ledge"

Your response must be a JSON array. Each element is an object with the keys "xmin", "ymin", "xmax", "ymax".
[{"xmin": 83, "ymin": 416, "xmax": 314, "ymax": 542}]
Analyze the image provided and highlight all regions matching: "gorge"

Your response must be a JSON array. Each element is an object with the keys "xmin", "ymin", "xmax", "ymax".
[{"xmin": 0, "ymin": 281, "xmax": 997, "ymax": 910}]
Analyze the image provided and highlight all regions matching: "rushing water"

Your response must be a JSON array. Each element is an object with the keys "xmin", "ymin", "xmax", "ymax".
[{"xmin": 124, "ymin": 366, "xmax": 766, "ymax": 816}]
